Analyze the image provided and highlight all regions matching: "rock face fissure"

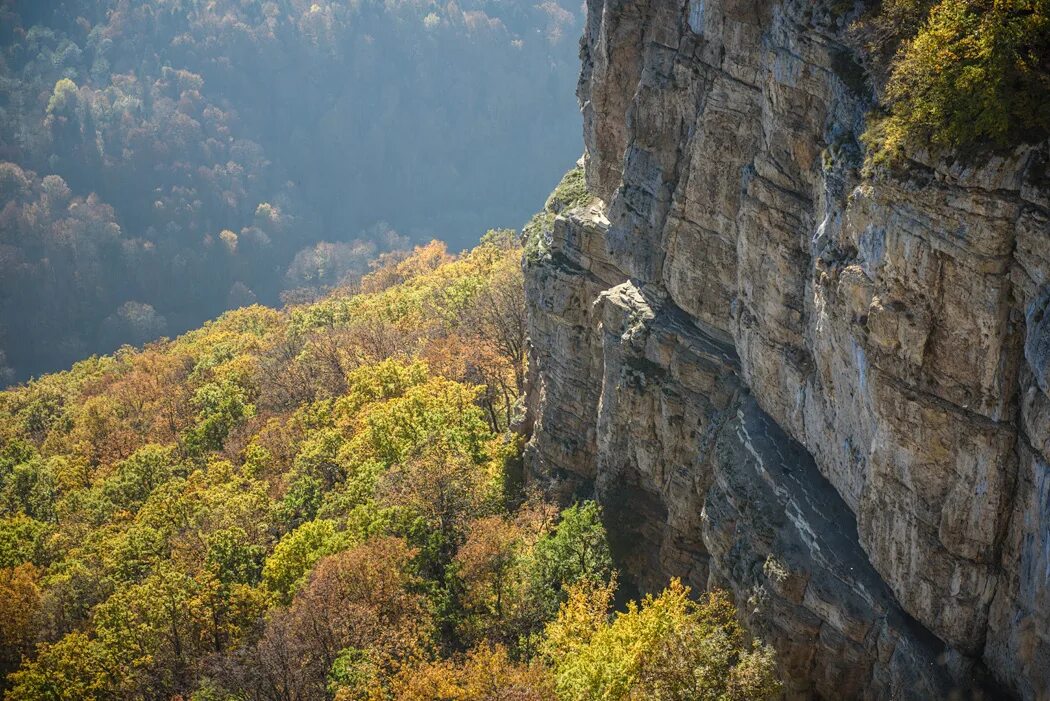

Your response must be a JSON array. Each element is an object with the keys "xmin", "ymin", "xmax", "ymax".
[{"xmin": 522, "ymin": 1, "xmax": 1050, "ymax": 698}]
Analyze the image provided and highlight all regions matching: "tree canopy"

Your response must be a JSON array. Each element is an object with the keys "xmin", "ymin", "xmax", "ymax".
[{"xmin": 0, "ymin": 235, "xmax": 780, "ymax": 700}]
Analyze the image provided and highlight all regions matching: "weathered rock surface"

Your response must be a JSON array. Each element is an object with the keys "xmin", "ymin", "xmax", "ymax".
[{"xmin": 523, "ymin": 0, "xmax": 1050, "ymax": 697}]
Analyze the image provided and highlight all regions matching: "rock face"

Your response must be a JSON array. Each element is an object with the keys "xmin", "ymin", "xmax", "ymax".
[{"xmin": 523, "ymin": 0, "xmax": 1050, "ymax": 698}]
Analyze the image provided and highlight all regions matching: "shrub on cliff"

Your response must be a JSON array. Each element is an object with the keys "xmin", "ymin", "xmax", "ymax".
[
  {"xmin": 864, "ymin": 0, "xmax": 1050, "ymax": 163},
  {"xmin": 523, "ymin": 164, "xmax": 592, "ymax": 263}
]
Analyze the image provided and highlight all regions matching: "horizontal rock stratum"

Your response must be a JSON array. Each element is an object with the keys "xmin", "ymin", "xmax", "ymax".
[{"xmin": 522, "ymin": 1, "xmax": 1050, "ymax": 698}]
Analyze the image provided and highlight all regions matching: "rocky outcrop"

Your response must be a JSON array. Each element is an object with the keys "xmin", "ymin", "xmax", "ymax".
[{"xmin": 523, "ymin": 0, "xmax": 1050, "ymax": 698}]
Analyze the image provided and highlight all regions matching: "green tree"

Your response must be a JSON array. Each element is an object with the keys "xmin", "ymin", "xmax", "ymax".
[
  {"xmin": 206, "ymin": 526, "xmax": 265, "ymax": 587},
  {"xmin": 183, "ymin": 381, "xmax": 256, "ymax": 456},
  {"xmin": 101, "ymin": 444, "xmax": 183, "ymax": 512},
  {"xmin": 1, "ymin": 456, "xmax": 57, "ymax": 522},
  {"xmin": 0, "ymin": 515, "xmax": 51, "ymax": 567},
  {"xmin": 531, "ymin": 502, "xmax": 613, "ymax": 601},
  {"xmin": 263, "ymin": 518, "xmax": 347, "ymax": 601}
]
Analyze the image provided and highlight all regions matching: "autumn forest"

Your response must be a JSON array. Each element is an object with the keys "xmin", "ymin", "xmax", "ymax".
[{"xmin": 0, "ymin": 230, "xmax": 780, "ymax": 700}]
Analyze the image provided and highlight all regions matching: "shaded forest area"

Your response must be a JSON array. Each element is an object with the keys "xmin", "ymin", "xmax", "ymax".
[{"xmin": 0, "ymin": 0, "xmax": 584, "ymax": 383}]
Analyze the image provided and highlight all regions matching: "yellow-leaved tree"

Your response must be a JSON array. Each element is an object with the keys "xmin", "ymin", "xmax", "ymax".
[{"xmin": 542, "ymin": 578, "xmax": 781, "ymax": 701}]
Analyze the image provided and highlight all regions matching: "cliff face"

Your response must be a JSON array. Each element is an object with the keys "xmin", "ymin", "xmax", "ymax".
[{"xmin": 522, "ymin": 1, "xmax": 1050, "ymax": 698}]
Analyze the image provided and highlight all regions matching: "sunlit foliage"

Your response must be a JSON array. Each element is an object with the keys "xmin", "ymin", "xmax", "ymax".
[
  {"xmin": 543, "ymin": 579, "xmax": 781, "ymax": 701},
  {"xmin": 0, "ymin": 237, "xmax": 779, "ymax": 699},
  {"xmin": 860, "ymin": 0, "xmax": 1050, "ymax": 162}
]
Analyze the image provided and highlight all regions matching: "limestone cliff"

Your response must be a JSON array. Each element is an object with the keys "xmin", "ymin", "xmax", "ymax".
[{"xmin": 522, "ymin": 1, "xmax": 1050, "ymax": 698}]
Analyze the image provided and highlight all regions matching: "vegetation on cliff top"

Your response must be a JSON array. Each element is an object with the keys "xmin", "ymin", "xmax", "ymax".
[
  {"xmin": 522, "ymin": 164, "xmax": 592, "ymax": 264},
  {"xmin": 0, "ymin": 234, "xmax": 779, "ymax": 700},
  {"xmin": 860, "ymin": 0, "xmax": 1050, "ymax": 163}
]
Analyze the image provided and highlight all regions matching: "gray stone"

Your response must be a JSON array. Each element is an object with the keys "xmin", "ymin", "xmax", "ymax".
[{"xmin": 523, "ymin": 0, "xmax": 1050, "ymax": 697}]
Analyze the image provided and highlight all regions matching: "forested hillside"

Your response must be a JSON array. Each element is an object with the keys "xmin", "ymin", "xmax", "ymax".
[
  {"xmin": 0, "ymin": 234, "xmax": 780, "ymax": 701},
  {"xmin": 0, "ymin": 0, "xmax": 583, "ymax": 383}
]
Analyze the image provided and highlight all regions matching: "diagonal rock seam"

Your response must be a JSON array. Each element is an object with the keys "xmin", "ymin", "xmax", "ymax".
[{"xmin": 522, "ymin": 1, "xmax": 1050, "ymax": 699}]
